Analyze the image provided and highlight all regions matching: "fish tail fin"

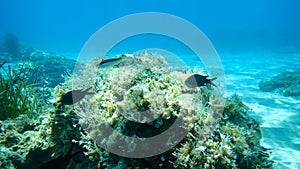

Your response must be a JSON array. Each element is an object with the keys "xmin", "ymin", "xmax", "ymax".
[
  {"xmin": 86, "ymin": 92, "xmax": 95, "ymax": 95},
  {"xmin": 211, "ymin": 82, "xmax": 217, "ymax": 87},
  {"xmin": 210, "ymin": 77, "xmax": 217, "ymax": 87},
  {"xmin": 83, "ymin": 87, "xmax": 95, "ymax": 95},
  {"xmin": 210, "ymin": 77, "xmax": 217, "ymax": 81},
  {"xmin": 83, "ymin": 87, "xmax": 93, "ymax": 92}
]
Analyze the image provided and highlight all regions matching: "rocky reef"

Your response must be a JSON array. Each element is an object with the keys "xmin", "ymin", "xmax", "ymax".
[
  {"xmin": 0, "ymin": 34, "xmax": 77, "ymax": 88},
  {"xmin": 26, "ymin": 49, "xmax": 78, "ymax": 87},
  {"xmin": 259, "ymin": 71, "xmax": 300, "ymax": 96},
  {"xmin": 0, "ymin": 52, "xmax": 274, "ymax": 168}
]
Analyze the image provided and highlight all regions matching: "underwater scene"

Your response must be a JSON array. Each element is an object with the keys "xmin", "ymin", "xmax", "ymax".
[{"xmin": 0, "ymin": 1, "xmax": 299, "ymax": 169}]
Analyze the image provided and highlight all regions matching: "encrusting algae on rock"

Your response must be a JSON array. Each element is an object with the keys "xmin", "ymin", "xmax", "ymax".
[
  {"xmin": 55, "ymin": 52, "xmax": 273, "ymax": 168},
  {"xmin": 0, "ymin": 52, "xmax": 274, "ymax": 168}
]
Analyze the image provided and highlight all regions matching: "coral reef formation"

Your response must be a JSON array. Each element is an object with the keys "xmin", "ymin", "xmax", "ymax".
[
  {"xmin": 0, "ymin": 52, "xmax": 274, "ymax": 168},
  {"xmin": 259, "ymin": 71, "xmax": 300, "ymax": 96}
]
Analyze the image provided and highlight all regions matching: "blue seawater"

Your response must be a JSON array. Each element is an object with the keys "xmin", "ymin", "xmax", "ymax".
[{"xmin": 1, "ymin": 0, "xmax": 299, "ymax": 168}]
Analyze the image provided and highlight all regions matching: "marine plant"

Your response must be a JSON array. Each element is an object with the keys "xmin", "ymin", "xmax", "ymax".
[{"xmin": 0, "ymin": 62, "xmax": 47, "ymax": 120}]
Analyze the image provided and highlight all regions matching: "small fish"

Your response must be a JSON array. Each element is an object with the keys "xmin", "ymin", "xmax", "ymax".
[
  {"xmin": 185, "ymin": 74, "xmax": 217, "ymax": 88},
  {"xmin": 37, "ymin": 144, "xmax": 83, "ymax": 169},
  {"xmin": 97, "ymin": 54, "xmax": 126, "ymax": 67},
  {"xmin": 60, "ymin": 87, "xmax": 94, "ymax": 105}
]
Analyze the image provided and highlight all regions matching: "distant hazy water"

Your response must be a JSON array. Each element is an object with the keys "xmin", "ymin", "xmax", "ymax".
[{"xmin": 219, "ymin": 51, "xmax": 300, "ymax": 169}]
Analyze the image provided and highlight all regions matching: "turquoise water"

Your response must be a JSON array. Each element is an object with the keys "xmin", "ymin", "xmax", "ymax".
[
  {"xmin": 221, "ymin": 51, "xmax": 300, "ymax": 168},
  {"xmin": 1, "ymin": 1, "xmax": 300, "ymax": 168},
  {"xmin": 1, "ymin": 1, "xmax": 299, "ymax": 55}
]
